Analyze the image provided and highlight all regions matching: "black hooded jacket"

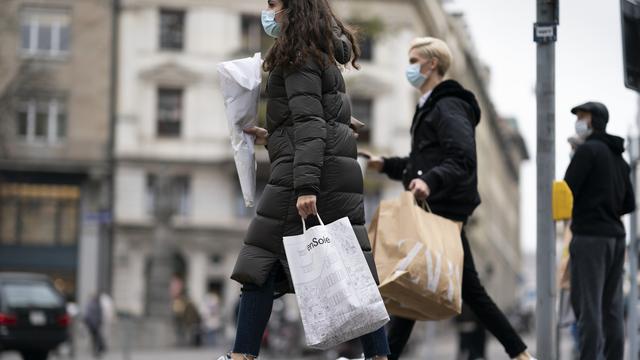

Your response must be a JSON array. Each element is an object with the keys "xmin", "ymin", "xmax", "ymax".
[
  {"xmin": 564, "ymin": 131, "xmax": 636, "ymax": 237},
  {"xmin": 382, "ymin": 80, "xmax": 482, "ymax": 222},
  {"xmin": 231, "ymin": 28, "xmax": 378, "ymax": 293}
]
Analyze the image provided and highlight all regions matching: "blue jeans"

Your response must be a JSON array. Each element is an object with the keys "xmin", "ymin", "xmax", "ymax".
[{"xmin": 233, "ymin": 268, "xmax": 390, "ymax": 357}]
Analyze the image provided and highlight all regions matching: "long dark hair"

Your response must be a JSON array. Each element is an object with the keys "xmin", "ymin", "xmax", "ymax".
[{"xmin": 263, "ymin": 0, "xmax": 360, "ymax": 72}]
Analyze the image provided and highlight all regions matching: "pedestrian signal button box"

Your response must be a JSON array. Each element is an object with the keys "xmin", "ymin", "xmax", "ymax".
[{"xmin": 552, "ymin": 180, "xmax": 573, "ymax": 221}]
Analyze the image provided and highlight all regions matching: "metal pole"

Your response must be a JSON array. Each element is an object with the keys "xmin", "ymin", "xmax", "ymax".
[
  {"xmin": 628, "ymin": 135, "xmax": 638, "ymax": 360},
  {"xmin": 145, "ymin": 174, "xmax": 178, "ymax": 347},
  {"xmin": 103, "ymin": 0, "xmax": 120, "ymax": 295},
  {"xmin": 556, "ymin": 290, "xmax": 563, "ymax": 360},
  {"xmin": 534, "ymin": 0, "xmax": 558, "ymax": 358}
]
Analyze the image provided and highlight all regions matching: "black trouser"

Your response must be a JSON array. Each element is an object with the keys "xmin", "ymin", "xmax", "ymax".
[
  {"xmin": 570, "ymin": 235, "xmax": 625, "ymax": 360},
  {"xmin": 458, "ymin": 325, "xmax": 487, "ymax": 360},
  {"xmin": 388, "ymin": 229, "xmax": 527, "ymax": 359}
]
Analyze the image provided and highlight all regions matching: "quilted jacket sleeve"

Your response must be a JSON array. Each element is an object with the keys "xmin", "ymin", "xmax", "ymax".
[{"xmin": 284, "ymin": 60, "xmax": 327, "ymax": 197}]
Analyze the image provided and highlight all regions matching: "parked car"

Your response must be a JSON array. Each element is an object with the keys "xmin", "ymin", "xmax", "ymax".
[{"xmin": 0, "ymin": 273, "xmax": 69, "ymax": 360}]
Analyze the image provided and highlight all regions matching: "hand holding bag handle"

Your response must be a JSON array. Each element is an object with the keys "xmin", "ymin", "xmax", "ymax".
[
  {"xmin": 400, "ymin": 190, "xmax": 433, "ymax": 213},
  {"xmin": 407, "ymin": 192, "xmax": 462, "ymax": 231}
]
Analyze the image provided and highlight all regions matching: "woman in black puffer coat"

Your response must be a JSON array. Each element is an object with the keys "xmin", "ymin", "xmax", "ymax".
[{"xmin": 223, "ymin": 1, "xmax": 390, "ymax": 359}]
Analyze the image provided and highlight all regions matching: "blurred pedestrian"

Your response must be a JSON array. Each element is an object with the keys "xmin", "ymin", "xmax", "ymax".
[
  {"xmin": 361, "ymin": 37, "xmax": 534, "ymax": 360},
  {"xmin": 219, "ymin": 1, "xmax": 390, "ymax": 359},
  {"xmin": 201, "ymin": 292, "xmax": 223, "ymax": 346},
  {"xmin": 564, "ymin": 101, "xmax": 636, "ymax": 360},
  {"xmin": 84, "ymin": 294, "xmax": 106, "ymax": 358},
  {"xmin": 456, "ymin": 304, "xmax": 486, "ymax": 360},
  {"xmin": 65, "ymin": 297, "xmax": 78, "ymax": 358},
  {"xmin": 171, "ymin": 279, "xmax": 202, "ymax": 347},
  {"xmin": 99, "ymin": 293, "xmax": 115, "ymax": 351}
]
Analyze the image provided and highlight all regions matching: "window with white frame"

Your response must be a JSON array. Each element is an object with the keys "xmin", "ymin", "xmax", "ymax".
[
  {"xmin": 173, "ymin": 176, "xmax": 191, "ymax": 216},
  {"xmin": 20, "ymin": 7, "xmax": 71, "ymax": 58},
  {"xmin": 240, "ymin": 15, "xmax": 273, "ymax": 54},
  {"xmin": 236, "ymin": 176, "xmax": 268, "ymax": 218},
  {"xmin": 350, "ymin": 97, "xmax": 374, "ymax": 144},
  {"xmin": 0, "ymin": 183, "xmax": 80, "ymax": 246},
  {"xmin": 348, "ymin": 19, "xmax": 380, "ymax": 62},
  {"xmin": 359, "ymin": 34, "xmax": 374, "ymax": 61},
  {"xmin": 16, "ymin": 97, "xmax": 67, "ymax": 144},
  {"xmin": 159, "ymin": 9, "xmax": 185, "ymax": 50},
  {"xmin": 157, "ymin": 88, "xmax": 183, "ymax": 138},
  {"xmin": 146, "ymin": 174, "xmax": 191, "ymax": 217}
]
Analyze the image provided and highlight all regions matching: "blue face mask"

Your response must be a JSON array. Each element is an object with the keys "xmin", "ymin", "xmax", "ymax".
[
  {"xmin": 405, "ymin": 63, "xmax": 429, "ymax": 89},
  {"xmin": 261, "ymin": 9, "xmax": 283, "ymax": 38}
]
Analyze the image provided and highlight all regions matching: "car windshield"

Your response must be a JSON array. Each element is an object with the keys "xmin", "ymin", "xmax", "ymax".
[{"xmin": 3, "ymin": 282, "xmax": 63, "ymax": 308}]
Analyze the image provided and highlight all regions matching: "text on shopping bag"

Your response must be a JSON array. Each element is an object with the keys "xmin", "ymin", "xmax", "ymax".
[{"xmin": 393, "ymin": 242, "xmax": 461, "ymax": 301}]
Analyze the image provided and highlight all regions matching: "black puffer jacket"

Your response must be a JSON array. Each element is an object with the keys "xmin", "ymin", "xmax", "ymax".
[
  {"xmin": 231, "ymin": 31, "xmax": 377, "ymax": 294},
  {"xmin": 382, "ymin": 80, "xmax": 482, "ymax": 222}
]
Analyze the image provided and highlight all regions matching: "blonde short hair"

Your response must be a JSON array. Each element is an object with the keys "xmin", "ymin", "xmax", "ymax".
[{"xmin": 409, "ymin": 37, "xmax": 453, "ymax": 76}]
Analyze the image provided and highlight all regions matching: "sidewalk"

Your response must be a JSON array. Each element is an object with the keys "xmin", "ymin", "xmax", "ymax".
[{"xmin": 0, "ymin": 332, "xmax": 575, "ymax": 360}]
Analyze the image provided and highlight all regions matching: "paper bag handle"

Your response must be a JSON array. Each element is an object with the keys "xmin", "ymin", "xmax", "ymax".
[
  {"xmin": 418, "ymin": 199, "xmax": 433, "ymax": 213},
  {"xmin": 401, "ymin": 191, "xmax": 432, "ymax": 213},
  {"xmin": 301, "ymin": 214, "xmax": 325, "ymax": 234}
]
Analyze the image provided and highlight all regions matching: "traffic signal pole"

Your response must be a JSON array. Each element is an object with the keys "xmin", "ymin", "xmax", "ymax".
[
  {"xmin": 627, "ymin": 134, "xmax": 638, "ymax": 360},
  {"xmin": 622, "ymin": 1, "xmax": 640, "ymax": 357},
  {"xmin": 534, "ymin": 0, "xmax": 558, "ymax": 358}
]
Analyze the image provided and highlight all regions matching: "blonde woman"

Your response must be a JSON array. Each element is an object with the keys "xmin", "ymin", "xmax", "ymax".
[{"xmin": 363, "ymin": 37, "xmax": 535, "ymax": 360}]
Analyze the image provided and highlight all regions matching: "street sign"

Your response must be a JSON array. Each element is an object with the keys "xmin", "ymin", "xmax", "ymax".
[
  {"xmin": 84, "ymin": 211, "xmax": 112, "ymax": 224},
  {"xmin": 622, "ymin": 0, "xmax": 640, "ymax": 92},
  {"xmin": 534, "ymin": 23, "xmax": 558, "ymax": 43}
]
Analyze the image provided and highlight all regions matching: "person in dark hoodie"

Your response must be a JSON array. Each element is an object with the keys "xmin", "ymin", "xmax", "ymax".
[
  {"xmin": 564, "ymin": 101, "xmax": 635, "ymax": 360},
  {"xmin": 362, "ymin": 37, "xmax": 534, "ymax": 360},
  {"xmin": 220, "ymin": 1, "xmax": 390, "ymax": 359},
  {"xmin": 84, "ymin": 294, "xmax": 106, "ymax": 358}
]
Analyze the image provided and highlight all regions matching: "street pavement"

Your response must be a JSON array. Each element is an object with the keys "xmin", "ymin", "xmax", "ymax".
[{"xmin": 0, "ymin": 332, "xmax": 576, "ymax": 360}]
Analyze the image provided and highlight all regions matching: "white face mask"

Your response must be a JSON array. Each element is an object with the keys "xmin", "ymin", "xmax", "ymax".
[
  {"xmin": 575, "ymin": 119, "xmax": 592, "ymax": 139},
  {"xmin": 406, "ymin": 63, "xmax": 430, "ymax": 89},
  {"xmin": 261, "ymin": 9, "xmax": 285, "ymax": 38}
]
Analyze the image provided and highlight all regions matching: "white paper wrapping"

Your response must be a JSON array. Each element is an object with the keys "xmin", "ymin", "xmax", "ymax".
[{"xmin": 217, "ymin": 53, "xmax": 262, "ymax": 207}]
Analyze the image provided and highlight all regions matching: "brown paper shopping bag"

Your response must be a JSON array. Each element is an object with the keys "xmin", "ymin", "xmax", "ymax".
[{"xmin": 370, "ymin": 192, "xmax": 464, "ymax": 321}]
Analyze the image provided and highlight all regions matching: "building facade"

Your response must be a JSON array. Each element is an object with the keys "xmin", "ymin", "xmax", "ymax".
[
  {"xmin": 336, "ymin": 0, "xmax": 529, "ymax": 309},
  {"xmin": 0, "ymin": 0, "xmax": 113, "ymax": 307},
  {"xmin": 112, "ymin": 0, "xmax": 528, "ymax": 343}
]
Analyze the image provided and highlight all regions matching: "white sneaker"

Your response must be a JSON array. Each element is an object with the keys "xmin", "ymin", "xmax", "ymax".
[
  {"xmin": 512, "ymin": 353, "xmax": 537, "ymax": 360},
  {"xmin": 216, "ymin": 355, "xmax": 232, "ymax": 360}
]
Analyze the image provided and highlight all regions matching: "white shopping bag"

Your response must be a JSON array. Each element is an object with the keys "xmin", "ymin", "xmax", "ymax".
[
  {"xmin": 283, "ymin": 215, "xmax": 389, "ymax": 350},
  {"xmin": 217, "ymin": 53, "xmax": 262, "ymax": 207}
]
